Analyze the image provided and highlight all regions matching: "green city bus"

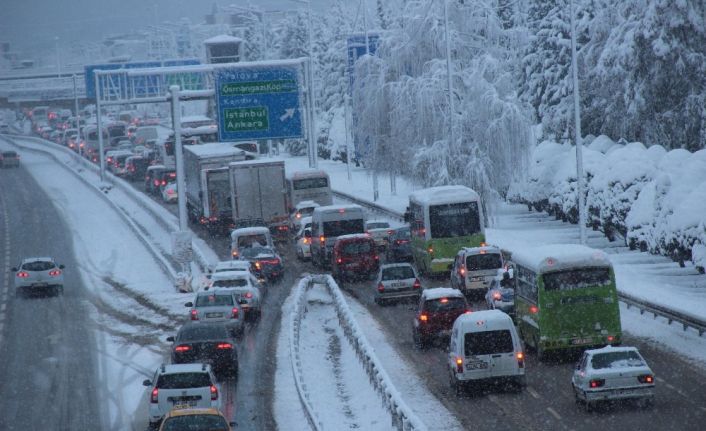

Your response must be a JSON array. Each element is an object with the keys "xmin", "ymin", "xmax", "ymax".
[
  {"xmin": 510, "ymin": 244, "xmax": 622, "ymax": 359},
  {"xmin": 407, "ymin": 185, "xmax": 485, "ymax": 276}
]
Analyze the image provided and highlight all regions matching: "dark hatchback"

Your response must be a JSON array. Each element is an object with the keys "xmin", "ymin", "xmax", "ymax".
[
  {"xmin": 239, "ymin": 246, "xmax": 284, "ymax": 281},
  {"xmin": 167, "ymin": 323, "xmax": 238, "ymax": 378},
  {"xmin": 386, "ymin": 227, "xmax": 412, "ymax": 262},
  {"xmin": 413, "ymin": 288, "xmax": 470, "ymax": 348}
]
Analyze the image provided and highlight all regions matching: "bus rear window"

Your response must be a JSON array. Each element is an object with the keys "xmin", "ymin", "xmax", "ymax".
[
  {"xmin": 429, "ymin": 202, "xmax": 480, "ymax": 238},
  {"xmin": 464, "ymin": 330, "xmax": 514, "ymax": 356},
  {"xmin": 293, "ymin": 177, "xmax": 328, "ymax": 190},
  {"xmin": 323, "ymin": 219, "xmax": 364, "ymax": 237},
  {"xmin": 466, "ymin": 253, "xmax": 502, "ymax": 271},
  {"xmin": 543, "ymin": 268, "xmax": 611, "ymax": 291}
]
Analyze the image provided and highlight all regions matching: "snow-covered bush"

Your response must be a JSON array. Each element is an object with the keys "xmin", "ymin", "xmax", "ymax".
[{"xmin": 507, "ymin": 140, "xmax": 569, "ymax": 211}]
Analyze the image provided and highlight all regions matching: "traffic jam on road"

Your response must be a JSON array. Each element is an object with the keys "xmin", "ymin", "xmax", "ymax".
[{"xmin": 1, "ymin": 103, "xmax": 703, "ymax": 430}]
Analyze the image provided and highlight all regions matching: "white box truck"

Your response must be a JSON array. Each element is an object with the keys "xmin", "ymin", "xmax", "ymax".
[
  {"xmin": 183, "ymin": 143, "xmax": 247, "ymax": 234},
  {"xmin": 229, "ymin": 160, "xmax": 289, "ymax": 241}
]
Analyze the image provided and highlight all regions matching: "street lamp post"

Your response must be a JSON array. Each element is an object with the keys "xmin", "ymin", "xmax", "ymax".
[
  {"xmin": 569, "ymin": 0, "xmax": 587, "ymax": 244},
  {"xmin": 54, "ymin": 37, "xmax": 61, "ymax": 77},
  {"xmin": 443, "ymin": 0, "xmax": 455, "ymax": 149}
]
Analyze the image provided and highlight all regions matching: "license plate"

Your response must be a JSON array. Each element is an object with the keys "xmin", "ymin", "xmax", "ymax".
[
  {"xmin": 466, "ymin": 361, "xmax": 488, "ymax": 370},
  {"xmin": 173, "ymin": 400, "xmax": 197, "ymax": 409},
  {"xmin": 206, "ymin": 312, "xmax": 223, "ymax": 318},
  {"xmin": 571, "ymin": 338, "xmax": 593, "ymax": 345},
  {"xmin": 470, "ymin": 277, "xmax": 483, "ymax": 282},
  {"xmin": 390, "ymin": 282, "xmax": 405, "ymax": 288}
]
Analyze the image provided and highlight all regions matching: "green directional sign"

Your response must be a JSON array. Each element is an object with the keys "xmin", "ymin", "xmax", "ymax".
[
  {"xmin": 221, "ymin": 79, "xmax": 297, "ymax": 96},
  {"xmin": 223, "ymin": 107, "xmax": 269, "ymax": 132}
]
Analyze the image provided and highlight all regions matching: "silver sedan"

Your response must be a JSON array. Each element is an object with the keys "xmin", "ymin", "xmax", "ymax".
[
  {"xmin": 12, "ymin": 257, "xmax": 65, "ymax": 297},
  {"xmin": 185, "ymin": 289, "xmax": 244, "ymax": 336}
]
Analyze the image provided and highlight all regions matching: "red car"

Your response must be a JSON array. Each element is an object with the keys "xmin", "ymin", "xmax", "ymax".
[
  {"xmin": 331, "ymin": 234, "xmax": 379, "ymax": 281},
  {"xmin": 413, "ymin": 287, "xmax": 470, "ymax": 348}
]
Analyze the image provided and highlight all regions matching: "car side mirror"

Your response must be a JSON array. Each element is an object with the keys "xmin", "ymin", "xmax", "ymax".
[
  {"xmin": 239, "ymin": 299, "xmax": 247, "ymax": 305},
  {"xmin": 185, "ymin": 302, "xmax": 193, "ymax": 307},
  {"xmin": 304, "ymin": 231, "xmax": 312, "ymax": 238},
  {"xmin": 142, "ymin": 379, "xmax": 152, "ymax": 386},
  {"xmin": 11, "ymin": 267, "xmax": 17, "ymax": 272},
  {"xmin": 59, "ymin": 264, "xmax": 65, "ymax": 269},
  {"xmin": 166, "ymin": 336, "xmax": 175, "ymax": 343}
]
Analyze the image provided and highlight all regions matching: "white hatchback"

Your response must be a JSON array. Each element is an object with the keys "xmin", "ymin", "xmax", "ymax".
[
  {"xmin": 572, "ymin": 345, "xmax": 655, "ymax": 411},
  {"xmin": 12, "ymin": 257, "xmax": 65, "ymax": 297}
]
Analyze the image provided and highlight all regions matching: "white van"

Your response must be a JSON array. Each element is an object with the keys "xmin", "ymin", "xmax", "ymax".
[
  {"xmin": 310, "ymin": 204, "xmax": 366, "ymax": 268},
  {"xmin": 447, "ymin": 310, "xmax": 525, "ymax": 394},
  {"xmin": 450, "ymin": 245, "xmax": 507, "ymax": 299},
  {"xmin": 230, "ymin": 226, "xmax": 274, "ymax": 259}
]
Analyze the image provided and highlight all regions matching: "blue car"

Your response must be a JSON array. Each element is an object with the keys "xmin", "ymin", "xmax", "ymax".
[{"xmin": 386, "ymin": 227, "xmax": 413, "ymax": 262}]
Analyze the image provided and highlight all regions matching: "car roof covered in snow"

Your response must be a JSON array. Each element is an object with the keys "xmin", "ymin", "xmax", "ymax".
[
  {"xmin": 510, "ymin": 244, "xmax": 611, "ymax": 274},
  {"xmin": 313, "ymin": 204, "xmax": 364, "ymax": 215},
  {"xmin": 21, "ymin": 257, "xmax": 54, "ymax": 264},
  {"xmin": 295, "ymin": 200, "xmax": 320, "ymax": 209},
  {"xmin": 160, "ymin": 363, "xmax": 212, "ymax": 374},
  {"xmin": 204, "ymin": 34, "xmax": 243, "ymax": 44},
  {"xmin": 422, "ymin": 287, "xmax": 464, "ymax": 301},
  {"xmin": 409, "ymin": 185, "xmax": 480, "ymax": 206},
  {"xmin": 213, "ymin": 260, "xmax": 251, "ymax": 272},
  {"xmin": 288, "ymin": 169, "xmax": 329, "ymax": 180},
  {"xmin": 584, "ymin": 345, "xmax": 640, "ymax": 356},
  {"xmin": 335, "ymin": 233, "xmax": 372, "ymax": 242},
  {"xmin": 459, "ymin": 245, "xmax": 502, "ymax": 255},
  {"xmin": 380, "ymin": 262, "xmax": 415, "ymax": 270},
  {"xmin": 210, "ymin": 271, "xmax": 251, "ymax": 281},
  {"xmin": 230, "ymin": 226, "xmax": 270, "ymax": 239}
]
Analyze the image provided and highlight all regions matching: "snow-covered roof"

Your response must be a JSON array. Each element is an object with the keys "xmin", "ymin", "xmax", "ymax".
[
  {"xmin": 230, "ymin": 226, "xmax": 270, "ymax": 239},
  {"xmin": 335, "ymin": 233, "xmax": 372, "ymax": 242},
  {"xmin": 314, "ymin": 204, "xmax": 363, "ymax": 214},
  {"xmin": 460, "ymin": 245, "xmax": 501, "ymax": 255},
  {"xmin": 184, "ymin": 143, "xmax": 246, "ymax": 158},
  {"xmin": 585, "ymin": 345, "xmax": 639, "ymax": 355},
  {"xmin": 204, "ymin": 34, "xmax": 243, "ymax": 44},
  {"xmin": 455, "ymin": 310, "xmax": 511, "ymax": 329},
  {"xmin": 409, "ymin": 185, "xmax": 480, "ymax": 206},
  {"xmin": 422, "ymin": 287, "xmax": 464, "ymax": 300},
  {"xmin": 181, "ymin": 115, "xmax": 213, "ymax": 123},
  {"xmin": 21, "ymin": 257, "xmax": 54, "ymax": 264},
  {"xmin": 229, "ymin": 159, "xmax": 284, "ymax": 168},
  {"xmin": 510, "ymin": 244, "xmax": 611, "ymax": 273},
  {"xmin": 161, "ymin": 363, "xmax": 211, "ymax": 374},
  {"xmin": 380, "ymin": 262, "xmax": 415, "ymax": 270},
  {"xmin": 295, "ymin": 200, "xmax": 320, "ymax": 209},
  {"xmin": 213, "ymin": 260, "xmax": 251, "ymax": 272},
  {"xmin": 288, "ymin": 169, "xmax": 329, "ymax": 180},
  {"xmin": 211, "ymin": 271, "xmax": 250, "ymax": 281}
]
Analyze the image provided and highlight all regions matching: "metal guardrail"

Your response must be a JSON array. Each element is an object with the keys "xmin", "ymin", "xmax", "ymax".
[
  {"xmin": 332, "ymin": 189, "xmax": 706, "ymax": 338},
  {"xmin": 619, "ymin": 292, "xmax": 706, "ymax": 336},
  {"xmin": 290, "ymin": 275, "xmax": 427, "ymax": 431},
  {"xmin": 332, "ymin": 190, "xmax": 404, "ymax": 223}
]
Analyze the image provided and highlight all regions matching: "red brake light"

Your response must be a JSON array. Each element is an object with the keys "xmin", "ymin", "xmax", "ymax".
[
  {"xmin": 190, "ymin": 309, "xmax": 199, "ymax": 320},
  {"xmin": 459, "ymin": 266, "xmax": 466, "ymax": 276},
  {"xmin": 151, "ymin": 387, "xmax": 159, "ymax": 403},
  {"xmin": 440, "ymin": 298, "xmax": 449, "ymax": 303},
  {"xmin": 245, "ymin": 291, "xmax": 253, "ymax": 299},
  {"xmin": 377, "ymin": 283, "xmax": 385, "ymax": 293},
  {"xmin": 303, "ymin": 238, "xmax": 310, "ymax": 244},
  {"xmin": 161, "ymin": 180, "xmax": 166, "ymax": 186},
  {"xmin": 427, "ymin": 246, "xmax": 433, "ymax": 254},
  {"xmin": 492, "ymin": 291, "xmax": 502, "ymax": 300},
  {"xmin": 48, "ymin": 269, "xmax": 62, "ymax": 277},
  {"xmin": 255, "ymin": 262, "xmax": 261, "ymax": 270},
  {"xmin": 174, "ymin": 345, "xmax": 191, "ymax": 353},
  {"xmin": 516, "ymin": 351, "xmax": 525, "ymax": 368},
  {"xmin": 607, "ymin": 335, "xmax": 615, "ymax": 342},
  {"xmin": 412, "ymin": 279, "xmax": 421, "ymax": 289},
  {"xmin": 16, "ymin": 271, "xmax": 30, "ymax": 278},
  {"xmin": 154, "ymin": 179, "xmax": 160, "ymax": 186},
  {"xmin": 210, "ymin": 384, "xmax": 218, "ymax": 400},
  {"xmin": 589, "ymin": 379, "xmax": 605, "ymax": 388},
  {"xmin": 336, "ymin": 258, "xmax": 342, "ymax": 264},
  {"xmin": 295, "ymin": 213, "xmax": 301, "ymax": 219},
  {"xmin": 638, "ymin": 374, "xmax": 654, "ymax": 384},
  {"xmin": 455, "ymin": 357, "xmax": 463, "ymax": 373},
  {"xmin": 319, "ymin": 235, "xmax": 325, "ymax": 243},
  {"xmin": 529, "ymin": 305, "xmax": 539, "ymax": 314},
  {"xmin": 231, "ymin": 307, "xmax": 239, "ymax": 319},
  {"xmin": 216, "ymin": 343, "xmax": 233, "ymax": 350}
]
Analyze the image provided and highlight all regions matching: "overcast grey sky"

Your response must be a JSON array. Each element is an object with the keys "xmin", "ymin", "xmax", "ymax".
[{"xmin": 0, "ymin": 0, "xmax": 338, "ymax": 53}]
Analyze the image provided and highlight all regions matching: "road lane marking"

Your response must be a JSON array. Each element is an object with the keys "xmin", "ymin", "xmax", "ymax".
[
  {"xmin": 527, "ymin": 386, "xmax": 541, "ymax": 399},
  {"xmin": 546, "ymin": 407, "xmax": 562, "ymax": 420}
]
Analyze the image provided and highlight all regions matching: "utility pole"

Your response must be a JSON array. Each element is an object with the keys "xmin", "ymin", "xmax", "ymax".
[
  {"xmin": 73, "ymin": 75, "xmax": 82, "ymax": 157},
  {"xmin": 363, "ymin": 0, "xmax": 379, "ymax": 201},
  {"xmin": 570, "ymin": 0, "xmax": 587, "ymax": 245},
  {"xmin": 443, "ymin": 0, "xmax": 455, "ymax": 149}
]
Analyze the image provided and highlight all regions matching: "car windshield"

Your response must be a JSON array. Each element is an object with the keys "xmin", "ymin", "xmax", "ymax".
[
  {"xmin": 212, "ymin": 278, "xmax": 248, "ymax": 288},
  {"xmin": 156, "ymin": 372, "xmax": 212, "ymax": 389},
  {"xmin": 543, "ymin": 268, "xmax": 612, "ymax": 291},
  {"xmin": 341, "ymin": 240, "xmax": 372, "ymax": 255},
  {"xmin": 161, "ymin": 415, "xmax": 229, "ymax": 431},
  {"xmin": 591, "ymin": 351, "xmax": 645, "ymax": 369},
  {"xmin": 424, "ymin": 297, "xmax": 466, "ymax": 312},
  {"xmin": 178, "ymin": 325, "xmax": 228, "ymax": 341},
  {"xmin": 195, "ymin": 294, "xmax": 234, "ymax": 307},
  {"xmin": 464, "ymin": 330, "xmax": 514, "ymax": 356},
  {"xmin": 381, "ymin": 266, "xmax": 415, "ymax": 281},
  {"xmin": 240, "ymin": 246, "xmax": 274, "ymax": 259},
  {"xmin": 22, "ymin": 261, "xmax": 55, "ymax": 271},
  {"xmin": 466, "ymin": 253, "xmax": 503, "ymax": 271},
  {"xmin": 237, "ymin": 235, "xmax": 268, "ymax": 248}
]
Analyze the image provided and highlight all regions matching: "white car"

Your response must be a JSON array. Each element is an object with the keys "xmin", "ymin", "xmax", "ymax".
[
  {"xmin": 202, "ymin": 260, "xmax": 262, "ymax": 289},
  {"xmin": 365, "ymin": 220, "xmax": 392, "ymax": 249},
  {"xmin": 12, "ymin": 257, "xmax": 65, "ymax": 297},
  {"xmin": 209, "ymin": 271, "xmax": 262, "ymax": 320},
  {"xmin": 142, "ymin": 363, "xmax": 221, "ymax": 427},
  {"xmin": 294, "ymin": 225, "xmax": 313, "ymax": 260},
  {"xmin": 572, "ymin": 345, "xmax": 655, "ymax": 411},
  {"xmin": 161, "ymin": 181, "xmax": 178, "ymax": 203},
  {"xmin": 374, "ymin": 263, "xmax": 422, "ymax": 305},
  {"xmin": 290, "ymin": 200, "xmax": 319, "ymax": 232}
]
